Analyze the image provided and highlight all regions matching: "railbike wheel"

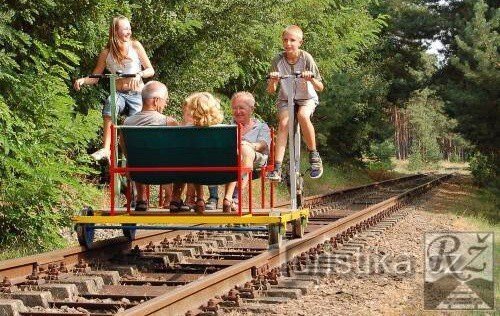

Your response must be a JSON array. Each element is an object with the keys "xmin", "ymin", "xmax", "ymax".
[
  {"xmin": 122, "ymin": 224, "xmax": 137, "ymax": 241},
  {"xmin": 75, "ymin": 207, "xmax": 95, "ymax": 248},
  {"xmin": 268, "ymin": 224, "xmax": 283, "ymax": 248},
  {"xmin": 291, "ymin": 217, "xmax": 305, "ymax": 238}
]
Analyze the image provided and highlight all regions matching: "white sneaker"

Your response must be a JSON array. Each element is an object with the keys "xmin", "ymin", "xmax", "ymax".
[{"xmin": 90, "ymin": 148, "xmax": 110, "ymax": 161}]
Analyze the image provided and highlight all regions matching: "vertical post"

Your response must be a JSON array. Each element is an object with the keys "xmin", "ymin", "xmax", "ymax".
[
  {"xmin": 287, "ymin": 78, "xmax": 297, "ymax": 211},
  {"xmin": 126, "ymin": 179, "xmax": 131, "ymax": 214},
  {"xmin": 294, "ymin": 115, "xmax": 301, "ymax": 208},
  {"xmin": 261, "ymin": 169, "xmax": 265, "ymax": 209},
  {"xmin": 270, "ymin": 128, "xmax": 275, "ymax": 208},
  {"xmin": 237, "ymin": 124, "xmax": 242, "ymax": 216},
  {"xmin": 249, "ymin": 171, "xmax": 253, "ymax": 214},
  {"xmin": 110, "ymin": 124, "xmax": 116, "ymax": 215},
  {"xmin": 110, "ymin": 76, "xmax": 117, "ymax": 125},
  {"xmin": 110, "ymin": 75, "xmax": 121, "ymax": 212}
]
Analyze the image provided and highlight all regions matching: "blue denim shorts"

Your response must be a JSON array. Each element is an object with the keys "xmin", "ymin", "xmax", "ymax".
[{"xmin": 102, "ymin": 91, "xmax": 142, "ymax": 117}]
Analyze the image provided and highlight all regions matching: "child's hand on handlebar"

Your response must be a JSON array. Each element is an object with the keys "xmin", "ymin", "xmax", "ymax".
[
  {"xmin": 130, "ymin": 73, "xmax": 143, "ymax": 91},
  {"xmin": 301, "ymin": 70, "xmax": 314, "ymax": 81},
  {"xmin": 268, "ymin": 71, "xmax": 280, "ymax": 84},
  {"xmin": 74, "ymin": 77, "xmax": 98, "ymax": 91},
  {"xmin": 73, "ymin": 77, "xmax": 86, "ymax": 91}
]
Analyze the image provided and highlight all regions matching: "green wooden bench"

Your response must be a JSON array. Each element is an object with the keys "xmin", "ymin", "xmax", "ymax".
[{"xmin": 118, "ymin": 125, "xmax": 247, "ymax": 185}]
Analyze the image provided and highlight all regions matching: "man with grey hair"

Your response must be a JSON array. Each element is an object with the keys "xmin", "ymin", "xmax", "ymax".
[
  {"xmin": 123, "ymin": 81, "xmax": 177, "ymax": 126},
  {"xmin": 218, "ymin": 91, "xmax": 271, "ymax": 212},
  {"xmin": 207, "ymin": 91, "xmax": 272, "ymax": 211},
  {"xmin": 123, "ymin": 80, "xmax": 178, "ymax": 211}
]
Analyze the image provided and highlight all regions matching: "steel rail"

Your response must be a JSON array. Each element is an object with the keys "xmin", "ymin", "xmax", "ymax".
[
  {"xmin": 120, "ymin": 174, "xmax": 450, "ymax": 316},
  {"xmin": 0, "ymin": 173, "xmax": 427, "ymax": 284}
]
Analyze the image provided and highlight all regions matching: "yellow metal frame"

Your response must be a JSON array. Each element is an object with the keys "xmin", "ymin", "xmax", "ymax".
[{"xmin": 73, "ymin": 208, "xmax": 309, "ymax": 225}]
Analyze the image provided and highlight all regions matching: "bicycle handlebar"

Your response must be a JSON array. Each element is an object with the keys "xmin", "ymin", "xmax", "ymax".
[
  {"xmin": 88, "ymin": 72, "xmax": 137, "ymax": 79},
  {"xmin": 266, "ymin": 71, "xmax": 315, "ymax": 79}
]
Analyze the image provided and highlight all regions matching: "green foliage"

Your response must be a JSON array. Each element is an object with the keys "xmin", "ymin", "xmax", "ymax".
[
  {"xmin": 366, "ymin": 139, "xmax": 395, "ymax": 170},
  {"xmin": 0, "ymin": 2, "xmax": 101, "ymax": 251},
  {"xmin": 408, "ymin": 151, "xmax": 426, "ymax": 171},
  {"xmin": 0, "ymin": 0, "xmax": 388, "ymax": 251},
  {"xmin": 469, "ymin": 152, "xmax": 499, "ymax": 188},
  {"xmin": 317, "ymin": 67, "xmax": 390, "ymax": 163},
  {"xmin": 407, "ymin": 89, "xmax": 448, "ymax": 166},
  {"xmin": 369, "ymin": 0, "xmax": 443, "ymax": 106},
  {"xmin": 437, "ymin": 0, "xmax": 499, "ymax": 186}
]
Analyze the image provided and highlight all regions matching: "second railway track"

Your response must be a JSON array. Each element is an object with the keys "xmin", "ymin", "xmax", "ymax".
[{"xmin": 0, "ymin": 173, "xmax": 451, "ymax": 316}]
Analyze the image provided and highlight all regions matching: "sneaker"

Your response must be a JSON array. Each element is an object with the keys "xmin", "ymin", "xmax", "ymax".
[
  {"xmin": 266, "ymin": 169, "xmax": 282, "ymax": 182},
  {"xmin": 309, "ymin": 151, "xmax": 323, "ymax": 179},
  {"xmin": 91, "ymin": 148, "xmax": 110, "ymax": 161},
  {"xmin": 205, "ymin": 198, "xmax": 218, "ymax": 210}
]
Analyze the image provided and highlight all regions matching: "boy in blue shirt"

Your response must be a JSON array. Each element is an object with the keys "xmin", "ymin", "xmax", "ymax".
[{"xmin": 267, "ymin": 25, "xmax": 324, "ymax": 181}]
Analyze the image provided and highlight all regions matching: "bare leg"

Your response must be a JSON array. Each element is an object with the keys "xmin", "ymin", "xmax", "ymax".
[
  {"xmin": 103, "ymin": 115, "xmax": 112, "ymax": 150},
  {"xmin": 193, "ymin": 184, "xmax": 205, "ymax": 213},
  {"xmin": 297, "ymin": 105, "xmax": 316, "ymax": 151},
  {"xmin": 171, "ymin": 183, "xmax": 185, "ymax": 202},
  {"xmin": 136, "ymin": 183, "xmax": 146, "ymax": 201},
  {"xmin": 161, "ymin": 184, "xmax": 173, "ymax": 208},
  {"xmin": 274, "ymin": 109, "xmax": 289, "ymax": 163},
  {"xmin": 224, "ymin": 145, "xmax": 255, "ymax": 209},
  {"xmin": 194, "ymin": 184, "xmax": 204, "ymax": 201},
  {"xmin": 185, "ymin": 183, "xmax": 196, "ymax": 207}
]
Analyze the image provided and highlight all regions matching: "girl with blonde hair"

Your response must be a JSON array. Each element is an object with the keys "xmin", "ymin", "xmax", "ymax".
[
  {"xmin": 74, "ymin": 16, "xmax": 154, "ymax": 162},
  {"xmin": 188, "ymin": 92, "xmax": 224, "ymax": 127}
]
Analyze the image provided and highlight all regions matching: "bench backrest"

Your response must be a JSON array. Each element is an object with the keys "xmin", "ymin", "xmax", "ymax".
[{"xmin": 119, "ymin": 125, "xmax": 239, "ymax": 184}]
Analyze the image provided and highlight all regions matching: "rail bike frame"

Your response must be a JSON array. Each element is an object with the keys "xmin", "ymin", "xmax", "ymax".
[
  {"xmin": 280, "ymin": 72, "xmax": 306, "ymax": 211},
  {"xmin": 74, "ymin": 122, "xmax": 308, "ymax": 248}
]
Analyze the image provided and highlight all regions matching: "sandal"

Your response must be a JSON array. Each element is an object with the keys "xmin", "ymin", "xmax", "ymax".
[
  {"xmin": 135, "ymin": 200, "xmax": 148, "ymax": 212},
  {"xmin": 222, "ymin": 198, "xmax": 237, "ymax": 213},
  {"xmin": 182, "ymin": 199, "xmax": 195, "ymax": 211},
  {"xmin": 169, "ymin": 200, "xmax": 183, "ymax": 213},
  {"xmin": 194, "ymin": 198, "xmax": 205, "ymax": 214}
]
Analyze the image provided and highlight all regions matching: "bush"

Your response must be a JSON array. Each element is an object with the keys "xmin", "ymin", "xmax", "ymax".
[
  {"xmin": 408, "ymin": 152, "xmax": 425, "ymax": 171},
  {"xmin": 366, "ymin": 139, "xmax": 395, "ymax": 171},
  {"xmin": 0, "ymin": 74, "xmax": 101, "ymax": 252},
  {"xmin": 469, "ymin": 152, "xmax": 499, "ymax": 187}
]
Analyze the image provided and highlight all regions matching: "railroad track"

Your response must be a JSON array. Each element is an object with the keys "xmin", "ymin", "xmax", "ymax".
[{"xmin": 0, "ymin": 173, "xmax": 451, "ymax": 316}]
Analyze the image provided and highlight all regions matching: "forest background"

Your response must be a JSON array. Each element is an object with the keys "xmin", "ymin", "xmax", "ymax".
[{"xmin": 0, "ymin": 0, "xmax": 498, "ymax": 252}]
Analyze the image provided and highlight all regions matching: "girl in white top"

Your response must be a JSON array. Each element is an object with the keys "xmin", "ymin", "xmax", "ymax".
[{"xmin": 74, "ymin": 16, "xmax": 154, "ymax": 162}]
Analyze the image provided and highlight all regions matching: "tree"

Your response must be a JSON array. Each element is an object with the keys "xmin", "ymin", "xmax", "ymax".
[
  {"xmin": 438, "ymin": 0, "xmax": 499, "ymax": 185},
  {"xmin": 406, "ymin": 89, "xmax": 447, "ymax": 169}
]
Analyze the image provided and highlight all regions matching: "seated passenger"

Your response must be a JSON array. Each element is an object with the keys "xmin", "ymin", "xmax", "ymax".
[
  {"xmin": 170, "ymin": 92, "xmax": 224, "ymax": 213},
  {"xmin": 122, "ymin": 81, "xmax": 178, "ymax": 211},
  {"xmin": 223, "ymin": 92, "xmax": 271, "ymax": 212}
]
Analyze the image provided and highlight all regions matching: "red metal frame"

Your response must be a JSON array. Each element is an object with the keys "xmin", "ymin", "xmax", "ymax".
[
  {"xmin": 109, "ymin": 124, "xmax": 257, "ymax": 215},
  {"xmin": 259, "ymin": 128, "xmax": 275, "ymax": 209}
]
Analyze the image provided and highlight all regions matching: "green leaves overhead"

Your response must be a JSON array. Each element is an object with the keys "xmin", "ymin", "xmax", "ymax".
[{"xmin": 0, "ymin": 0, "xmax": 386, "ymax": 250}]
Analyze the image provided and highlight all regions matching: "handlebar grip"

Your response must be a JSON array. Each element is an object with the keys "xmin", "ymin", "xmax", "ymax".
[
  {"xmin": 266, "ymin": 73, "xmax": 315, "ymax": 79},
  {"xmin": 120, "ymin": 73, "xmax": 137, "ymax": 78},
  {"xmin": 89, "ymin": 74, "xmax": 104, "ymax": 78}
]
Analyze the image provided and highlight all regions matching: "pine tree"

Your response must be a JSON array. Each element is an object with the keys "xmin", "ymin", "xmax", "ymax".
[{"xmin": 440, "ymin": 0, "xmax": 499, "ymax": 185}]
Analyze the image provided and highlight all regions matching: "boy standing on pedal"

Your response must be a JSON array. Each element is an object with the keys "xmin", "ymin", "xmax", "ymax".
[{"xmin": 266, "ymin": 25, "xmax": 324, "ymax": 181}]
